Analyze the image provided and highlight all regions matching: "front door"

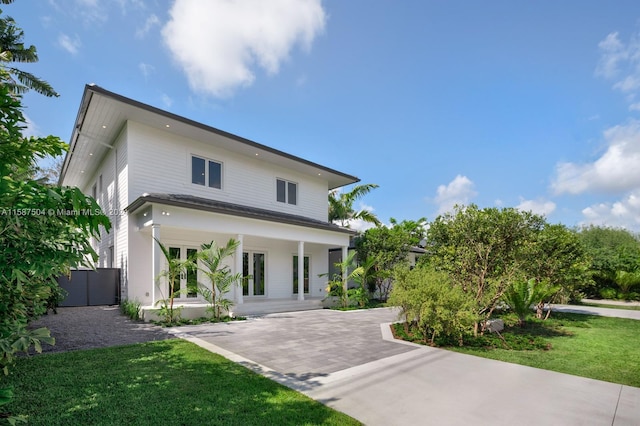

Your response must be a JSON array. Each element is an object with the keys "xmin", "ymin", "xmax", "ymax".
[
  {"xmin": 243, "ymin": 252, "xmax": 265, "ymax": 296},
  {"xmin": 168, "ymin": 246, "xmax": 198, "ymax": 299}
]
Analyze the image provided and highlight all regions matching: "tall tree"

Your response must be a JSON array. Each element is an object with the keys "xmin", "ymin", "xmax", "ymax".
[
  {"xmin": 354, "ymin": 217, "xmax": 427, "ymax": 301},
  {"xmin": 0, "ymin": 5, "xmax": 108, "ymax": 415},
  {"xmin": 425, "ymin": 205, "xmax": 546, "ymax": 332},
  {"xmin": 524, "ymin": 223, "xmax": 590, "ymax": 305},
  {"xmin": 328, "ymin": 183, "xmax": 380, "ymax": 228},
  {"xmin": 577, "ymin": 225, "xmax": 640, "ymax": 298},
  {"xmin": 0, "ymin": 2, "xmax": 58, "ymax": 97}
]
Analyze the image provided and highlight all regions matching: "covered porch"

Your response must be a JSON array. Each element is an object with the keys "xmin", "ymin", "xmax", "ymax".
[{"xmin": 126, "ymin": 194, "xmax": 353, "ymax": 319}]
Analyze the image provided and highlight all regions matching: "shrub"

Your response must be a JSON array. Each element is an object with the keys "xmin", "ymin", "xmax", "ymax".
[
  {"xmin": 389, "ymin": 265, "xmax": 478, "ymax": 346},
  {"xmin": 120, "ymin": 299, "xmax": 142, "ymax": 321},
  {"xmin": 599, "ymin": 288, "xmax": 618, "ymax": 300}
]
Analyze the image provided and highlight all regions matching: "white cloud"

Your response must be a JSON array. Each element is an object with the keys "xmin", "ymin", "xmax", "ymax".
[
  {"xmin": 58, "ymin": 33, "xmax": 81, "ymax": 55},
  {"xmin": 516, "ymin": 197, "xmax": 556, "ymax": 217},
  {"xmin": 580, "ymin": 190, "xmax": 640, "ymax": 230},
  {"xmin": 136, "ymin": 14, "xmax": 160, "ymax": 39},
  {"xmin": 343, "ymin": 202, "xmax": 378, "ymax": 232},
  {"xmin": 595, "ymin": 32, "xmax": 628, "ymax": 79},
  {"xmin": 74, "ymin": 0, "xmax": 107, "ymax": 26},
  {"xmin": 139, "ymin": 62, "xmax": 154, "ymax": 78},
  {"xmin": 434, "ymin": 175, "xmax": 477, "ymax": 214},
  {"xmin": 161, "ymin": 94, "xmax": 173, "ymax": 109},
  {"xmin": 596, "ymin": 30, "xmax": 640, "ymax": 105},
  {"xmin": 161, "ymin": 0, "xmax": 326, "ymax": 98},
  {"xmin": 551, "ymin": 120, "xmax": 640, "ymax": 195},
  {"xmin": 23, "ymin": 114, "xmax": 40, "ymax": 138}
]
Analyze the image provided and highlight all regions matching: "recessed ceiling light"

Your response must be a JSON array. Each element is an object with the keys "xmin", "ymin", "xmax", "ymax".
[
  {"xmin": 165, "ymin": 124, "xmax": 170, "ymax": 128},
  {"xmin": 89, "ymin": 153, "xmax": 93, "ymax": 156},
  {"xmin": 80, "ymin": 170, "xmax": 85, "ymax": 173},
  {"xmin": 255, "ymin": 153, "xmax": 259, "ymax": 156},
  {"xmin": 102, "ymin": 125, "xmax": 107, "ymax": 129}
]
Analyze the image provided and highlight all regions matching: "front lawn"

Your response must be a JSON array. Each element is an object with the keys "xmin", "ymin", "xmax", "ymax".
[
  {"xmin": 1, "ymin": 340, "xmax": 360, "ymax": 426},
  {"xmin": 393, "ymin": 312, "xmax": 640, "ymax": 387}
]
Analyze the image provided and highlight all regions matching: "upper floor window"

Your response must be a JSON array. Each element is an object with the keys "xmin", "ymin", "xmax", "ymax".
[
  {"xmin": 192, "ymin": 155, "xmax": 222, "ymax": 189},
  {"xmin": 277, "ymin": 178, "xmax": 297, "ymax": 205}
]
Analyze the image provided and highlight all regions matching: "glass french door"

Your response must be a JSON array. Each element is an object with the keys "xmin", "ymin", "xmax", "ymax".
[
  {"xmin": 168, "ymin": 246, "xmax": 198, "ymax": 299},
  {"xmin": 293, "ymin": 255, "xmax": 309, "ymax": 294},
  {"xmin": 243, "ymin": 252, "xmax": 265, "ymax": 296}
]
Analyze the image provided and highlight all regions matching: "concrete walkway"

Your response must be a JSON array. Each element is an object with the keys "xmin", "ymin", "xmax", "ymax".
[
  {"xmin": 552, "ymin": 303, "xmax": 640, "ymax": 320},
  {"xmin": 170, "ymin": 308, "xmax": 639, "ymax": 425}
]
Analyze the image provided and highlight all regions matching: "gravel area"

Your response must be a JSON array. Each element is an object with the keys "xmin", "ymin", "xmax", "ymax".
[{"xmin": 28, "ymin": 306, "xmax": 173, "ymax": 354}]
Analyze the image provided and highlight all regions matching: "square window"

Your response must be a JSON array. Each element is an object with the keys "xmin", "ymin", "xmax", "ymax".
[
  {"xmin": 192, "ymin": 155, "xmax": 222, "ymax": 189},
  {"xmin": 276, "ymin": 178, "xmax": 297, "ymax": 205}
]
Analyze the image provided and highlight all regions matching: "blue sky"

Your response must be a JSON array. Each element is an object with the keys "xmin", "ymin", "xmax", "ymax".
[{"xmin": 9, "ymin": 0, "xmax": 640, "ymax": 230}]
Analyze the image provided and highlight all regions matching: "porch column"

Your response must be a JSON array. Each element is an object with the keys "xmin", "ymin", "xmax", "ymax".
[
  {"xmin": 151, "ymin": 224, "xmax": 161, "ymax": 305},
  {"xmin": 342, "ymin": 245, "xmax": 349, "ymax": 293},
  {"xmin": 297, "ymin": 241, "xmax": 305, "ymax": 301},
  {"xmin": 235, "ymin": 234, "xmax": 244, "ymax": 305}
]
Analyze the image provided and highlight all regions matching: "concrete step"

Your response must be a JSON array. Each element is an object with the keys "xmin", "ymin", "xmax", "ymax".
[{"xmin": 232, "ymin": 298, "xmax": 323, "ymax": 316}]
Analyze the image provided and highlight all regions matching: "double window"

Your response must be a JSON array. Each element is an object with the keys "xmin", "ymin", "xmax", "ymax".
[
  {"xmin": 192, "ymin": 155, "xmax": 222, "ymax": 189},
  {"xmin": 276, "ymin": 178, "xmax": 297, "ymax": 205}
]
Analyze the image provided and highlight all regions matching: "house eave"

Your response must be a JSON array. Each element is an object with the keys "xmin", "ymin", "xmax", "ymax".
[
  {"xmin": 126, "ymin": 193, "xmax": 357, "ymax": 235},
  {"xmin": 59, "ymin": 84, "xmax": 360, "ymax": 190}
]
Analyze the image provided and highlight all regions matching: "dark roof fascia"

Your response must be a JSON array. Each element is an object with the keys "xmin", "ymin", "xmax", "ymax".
[
  {"xmin": 126, "ymin": 194, "xmax": 356, "ymax": 236},
  {"xmin": 82, "ymin": 84, "xmax": 360, "ymax": 188}
]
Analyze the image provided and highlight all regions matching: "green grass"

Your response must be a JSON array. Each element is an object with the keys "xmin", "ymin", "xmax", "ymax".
[
  {"xmin": 1, "ymin": 340, "xmax": 360, "ymax": 426},
  {"xmin": 448, "ymin": 313, "xmax": 640, "ymax": 387}
]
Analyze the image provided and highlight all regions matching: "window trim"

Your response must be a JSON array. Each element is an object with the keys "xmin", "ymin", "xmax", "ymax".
[
  {"xmin": 191, "ymin": 154, "xmax": 223, "ymax": 190},
  {"xmin": 276, "ymin": 178, "xmax": 298, "ymax": 205}
]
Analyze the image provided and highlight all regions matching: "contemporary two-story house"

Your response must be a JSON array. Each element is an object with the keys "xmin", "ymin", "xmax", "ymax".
[{"xmin": 59, "ymin": 84, "xmax": 358, "ymax": 317}]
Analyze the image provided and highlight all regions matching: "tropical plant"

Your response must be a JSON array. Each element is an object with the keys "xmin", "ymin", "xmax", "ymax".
[
  {"xmin": 120, "ymin": 299, "xmax": 142, "ymax": 321},
  {"xmin": 153, "ymin": 238, "xmax": 195, "ymax": 324},
  {"xmin": 0, "ymin": 3, "xmax": 58, "ymax": 97},
  {"xmin": 502, "ymin": 279, "xmax": 558, "ymax": 326},
  {"xmin": 197, "ymin": 239, "xmax": 245, "ymax": 319},
  {"xmin": 0, "ymin": 5, "xmax": 109, "ymax": 421},
  {"xmin": 328, "ymin": 183, "xmax": 380, "ymax": 228},
  {"xmin": 320, "ymin": 251, "xmax": 365, "ymax": 308}
]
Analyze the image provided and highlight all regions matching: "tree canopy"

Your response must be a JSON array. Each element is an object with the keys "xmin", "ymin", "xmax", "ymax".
[
  {"xmin": 0, "ymin": 4, "xmax": 108, "ymax": 414},
  {"xmin": 0, "ymin": 4, "xmax": 58, "ymax": 97}
]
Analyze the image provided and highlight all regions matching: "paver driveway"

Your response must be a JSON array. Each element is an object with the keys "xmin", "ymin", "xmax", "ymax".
[
  {"xmin": 172, "ymin": 307, "xmax": 417, "ymax": 378},
  {"xmin": 171, "ymin": 307, "xmax": 639, "ymax": 425}
]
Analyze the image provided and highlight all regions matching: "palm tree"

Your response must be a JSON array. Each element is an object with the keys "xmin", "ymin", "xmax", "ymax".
[
  {"xmin": 328, "ymin": 183, "xmax": 381, "ymax": 228},
  {"xmin": 198, "ymin": 239, "xmax": 244, "ymax": 319},
  {"xmin": 153, "ymin": 238, "xmax": 195, "ymax": 323},
  {"xmin": 0, "ymin": 8, "xmax": 58, "ymax": 97}
]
